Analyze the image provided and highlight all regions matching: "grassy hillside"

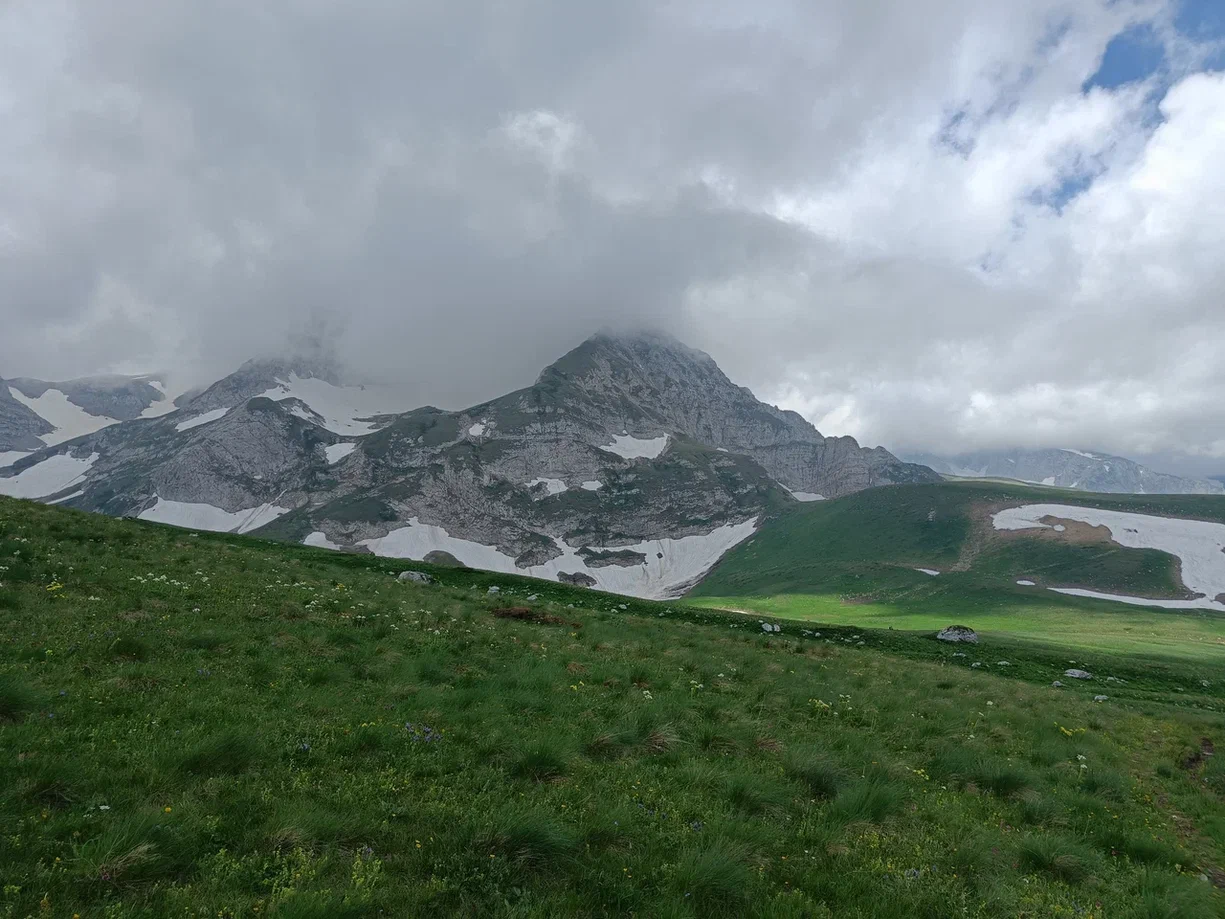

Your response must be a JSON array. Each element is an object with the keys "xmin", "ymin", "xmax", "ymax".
[
  {"xmin": 689, "ymin": 482, "xmax": 1225, "ymax": 659},
  {"xmin": 1, "ymin": 496, "xmax": 1223, "ymax": 917}
]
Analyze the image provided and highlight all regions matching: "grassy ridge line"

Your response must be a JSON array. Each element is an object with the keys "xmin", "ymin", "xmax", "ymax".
[{"xmin": 1, "ymin": 495, "xmax": 1224, "ymax": 916}]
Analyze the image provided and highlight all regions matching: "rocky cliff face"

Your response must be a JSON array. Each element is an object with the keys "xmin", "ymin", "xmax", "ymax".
[
  {"xmin": 2, "ymin": 332, "xmax": 938, "ymax": 597},
  {"xmin": 905, "ymin": 447, "xmax": 1224, "ymax": 495}
]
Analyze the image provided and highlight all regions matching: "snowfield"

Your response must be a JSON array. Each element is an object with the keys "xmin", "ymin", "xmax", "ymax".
[
  {"xmin": 602, "ymin": 434, "xmax": 669, "ymax": 460},
  {"xmin": 0, "ymin": 451, "xmax": 31, "ymax": 469},
  {"xmin": 138, "ymin": 497, "xmax": 290, "ymax": 534},
  {"xmin": 0, "ymin": 453, "xmax": 98, "ymax": 499},
  {"xmin": 325, "ymin": 443, "xmax": 357, "ymax": 464},
  {"xmin": 352, "ymin": 518, "xmax": 760, "ymax": 599},
  {"xmin": 304, "ymin": 531, "xmax": 343, "ymax": 550},
  {"xmin": 915, "ymin": 568, "xmax": 940, "ymax": 576},
  {"xmin": 10, "ymin": 387, "xmax": 118, "ymax": 446},
  {"xmin": 785, "ymin": 487, "xmax": 825, "ymax": 502},
  {"xmin": 993, "ymin": 504, "xmax": 1225, "ymax": 611},
  {"xmin": 526, "ymin": 477, "xmax": 568, "ymax": 496},
  {"xmin": 176, "ymin": 408, "xmax": 229, "ymax": 432},
  {"xmin": 258, "ymin": 375, "xmax": 414, "ymax": 436},
  {"xmin": 581, "ymin": 481, "xmax": 603, "ymax": 491}
]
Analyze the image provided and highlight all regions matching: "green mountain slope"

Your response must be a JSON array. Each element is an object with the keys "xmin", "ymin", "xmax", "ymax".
[
  {"xmin": 2, "ymin": 495, "xmax": 1223, "ymax": 916},
  {"xmin": 689, "ymin": 482, "xmax": 1225, "ymax": 657}
]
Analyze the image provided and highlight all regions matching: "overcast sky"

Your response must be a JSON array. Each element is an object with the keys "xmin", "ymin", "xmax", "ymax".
[{"xmin": 2, "ymin": 1, "xmax": 1224, "ymax": 469}]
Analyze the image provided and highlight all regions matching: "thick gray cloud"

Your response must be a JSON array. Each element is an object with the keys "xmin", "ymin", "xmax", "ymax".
[{"xmin": 2, "ymin": 0, "xmax": 1224, "ymax": 468}]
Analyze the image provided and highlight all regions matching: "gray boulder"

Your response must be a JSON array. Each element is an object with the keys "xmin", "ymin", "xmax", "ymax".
[
  {"xmin": 398, "ymin": 570, "xmax": 433, "ymax": 584},
  {"xmin": 1093, "ymin": 695, "xmax": 1108, "ymax": 702},
  {"xmin": 1064, "ymin": 669, "xmax": 1093, "ymax": 680},
  {"xmin": 937, "ymin": 625, "xmax": 979, "ymax": 644}
]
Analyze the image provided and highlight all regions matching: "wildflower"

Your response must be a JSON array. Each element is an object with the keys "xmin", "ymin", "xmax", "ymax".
[{"xmin": 164, "ymin": 806, "xmax": 172, "ymax": 814}]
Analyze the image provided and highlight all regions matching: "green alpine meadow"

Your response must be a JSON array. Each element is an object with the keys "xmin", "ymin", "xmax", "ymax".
[{"xmin": 1, "ymin": 493, "xmax": 1223, "ymax": 918}]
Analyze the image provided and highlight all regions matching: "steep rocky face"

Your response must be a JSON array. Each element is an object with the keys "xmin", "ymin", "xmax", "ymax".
[
  {"xmin": 906, "ymin": 447, "xmax": 1225, "ymax": 496},
  {"xmin": 0, "ymin": 384, "xmax": 52, "ymax": 452},
  {"xmin": 3, "ymin": 332, "xmax": 936, "ymax": 597}
]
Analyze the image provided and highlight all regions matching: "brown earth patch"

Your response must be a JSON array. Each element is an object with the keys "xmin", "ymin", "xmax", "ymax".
[
  {"xmin": 491, "ymin": 607, "xmax": 580, "ymax": 628},
  {"xmin": 1182, "ymin": 737, "xmax": 1216, "ymax": 771}
]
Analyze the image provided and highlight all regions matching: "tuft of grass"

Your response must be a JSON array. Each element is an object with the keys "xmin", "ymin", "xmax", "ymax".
[
  {"xmin": 109, "ymin": 636, "xmax": 149, "ymax": 661},
  {"xmin": 786, "ymin": 752, "xmax": 843, "ymax": 800},
  {"xmin": 481, "ymin": 811, "xmax": 578, "ymax": 872},
  {"xmin": 512, "ymin": 745, "xmax": 569, "ymax": 782},
  {"xmin": 673, "ymin": 839, "xmax": 754, "ymax": 916},
  {"xmin": 726, "ymin": 775, "xmax": 791, "ymax": 817},
  {"xmin": 1016, "ymin": 834, "xmax": 1096, "ymax": 884},
  {"xmin": 0, "ymin": 675, "xmax": 35, "ymax": 723},
  {"xmin": 828, "ymin": 778, "xmax": 904, "ymax": 824},
  {"xmin": 178, "ymin": 731, "xmax": 260, "ymax": 776}
]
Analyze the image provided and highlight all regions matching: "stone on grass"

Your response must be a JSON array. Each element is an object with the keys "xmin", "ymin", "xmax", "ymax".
[
  {"xmin": 398, "ymin": 570, "xmax": 432, "ymax": 584},
  {"xmin": 1052, "ymin": 681, "xmax": 1064, "ymax": 688},
  {"xmin": 487, "ymin": 586, "xmax": 500, "ymax": 594},
  {"xmin": 1094, "ymin": 695, "xmax": 1108, "ymax": 702},
  {"xmin": 1064, "ymin": 669, "xmax": 1093, "ymax": 680},
  {"xmin": 937, "ymin": 625, "xmax": 979, "ymax": 644}
]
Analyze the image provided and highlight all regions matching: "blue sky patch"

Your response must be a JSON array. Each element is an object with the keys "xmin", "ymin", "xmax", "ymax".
[{"xmin": 1083, "ymin": 23, "xmax": 1166, "ymax": 91}]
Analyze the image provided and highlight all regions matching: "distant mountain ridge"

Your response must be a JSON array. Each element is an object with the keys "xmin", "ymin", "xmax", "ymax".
[
  {"xmin": 904, "ymin": 447, "xmax": 1224, "ymax": 495},
  {"xmin": 0, "ymin": 373, "xmax": 178, "ymax": 458},
  {"xmin": 1, "ymin": 331, "xmax": 937, "ymax": 597}
]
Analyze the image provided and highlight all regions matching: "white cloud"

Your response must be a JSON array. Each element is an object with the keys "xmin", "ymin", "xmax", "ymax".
[{"xmin": 1, "ymin": 0, "xmax": 1224, "ymax": 466}]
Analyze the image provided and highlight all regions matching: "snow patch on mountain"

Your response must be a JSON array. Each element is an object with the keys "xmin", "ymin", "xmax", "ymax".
[
  {"xmin": 325, "ymin": 443, "xmax": 357, "ymax": 464},
  {"xmin": 258, "ymin": 375, "xmax": 412, "ymax": 436},
  {"xmin": 304, "ymin": 531, "xmax": 343, "ymax": 550},
  {"xmin": 1061, "ymin": 448, "xmax": 1096, "ymax": 459},
  {"xmin": 1050, "ymin": 587, "xmax": 1225, "ymax": 611},
  {"xmin": 176, "ymin": 408, "xmax": 230, "ymax": 432},
  {"xmin": 9, "ymin": 388, "xmax": 117, "ymax": 445},
  {"xmin": 915, "ymin": 568, "xmax": 940, "ymax": 576},
  {"xmin": 138, "ymin": 497, "xmax": 290, "ymax": 534},
  {"xmin": 602, "ymin": 434, "xmax": 669, "ymax": 460},
  {"xmin": 0, "ymin": 453, "xmax": 98, "ymax": 499},
  {"xmin": 526, "ymin": 477, "xmax": 568, "ymax": 496},
  {"xmin": 581, "ymin": 480, "xmax": 603, "ymax": 491},
  {"xmin": 785, "ymin": 487, "xmax": 825, "ymax": 502},
  {"xmin": 358, "ymin": 517, "xmax": 758, "ymax": 599},
  {"xmin": 993, "ymin": 504, "xmax": 1225, "ymax": 610},
  {"xmin": 0, "ymin": 451, "xmax": 30, "ymax": 469},
  {"xmin": 468, "ymin": 422, "xmax": 487, "ymax": 437}
]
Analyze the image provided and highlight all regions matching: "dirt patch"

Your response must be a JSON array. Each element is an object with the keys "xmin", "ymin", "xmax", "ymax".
[
  {"xmin": 491, "ymin": 607, "xmax": 581, "ymax": 628},
  {"xmin": 1182, "ymin": 737, "xmax": 1216, "ymax": 771}
]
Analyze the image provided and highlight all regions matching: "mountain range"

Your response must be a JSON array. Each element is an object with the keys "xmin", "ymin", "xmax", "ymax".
[
  {"xmin": 903, "ymin": 447, "xmax": 1224, "ymax": 496},
  {"xmin": 1, "ymin": 332, "xmax": 936, "ymax": 598}
]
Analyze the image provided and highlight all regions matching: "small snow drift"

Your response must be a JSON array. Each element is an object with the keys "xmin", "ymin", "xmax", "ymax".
[
  {"xmin": 468, "ymin": 422, "xmax": 487, "ymax": 437},
  {"xmin": 9, "ymin": 387, "xmax": 119, "ymax": 446},
  {"xmin": 324, "ymin": 443, "xmax": 357, "ymax": 464},
  {"xmin": 258, "ymin": 374, "xmax": 413, "ymax": 436},
  {"xmin": 581, "ymin": 481, "xmax": 603, "ymax": 491},
  {"xmin": 356, "ymin": 517, "xmax": 758, "ymax": 600},
  {"xmin": 138, "ymin": 497, "xmax": 290, "ymax": 534},
  {"xmin": 915, "ymin": 568, "xmax": 940, "ymax": 576},
  {"xmin": 0, "ymin": 453, "xmax": 98, "ymax": 499},
  {"xmin": 526, "ymin": 477, "xmax": 567, "ymax": 496},
  {"xmin": 993, "ymin": 504, "xmax": 1225, "ymax": 611},
  {"xmin": 304, "ymin": 531, "xmax": 342, "ymax": 550},
  {"xmin": 785, "ymin": 486, "xmax": 825, "ymax": 502},
  {"xmin": 602, "ymin": 434, "xmax": 669, "ymax": 460},
  {"xmin": 1016, "ymin": 579, "xmax": 1036, "ymax": 586},
  {"xmin": 176, "ymin": 408, "xmax": 229, "ymax": 432}
]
